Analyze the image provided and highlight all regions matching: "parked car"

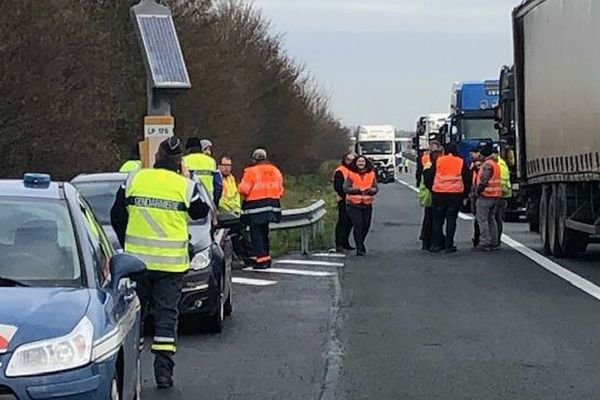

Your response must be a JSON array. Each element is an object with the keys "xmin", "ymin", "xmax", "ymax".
[
  {"xmin": 0, "ymin": 173, "xmax": 144, "ymax": 399},
  {"xmin": 71, "ymin": 172, "xmax": 234, "ymax": 332}
]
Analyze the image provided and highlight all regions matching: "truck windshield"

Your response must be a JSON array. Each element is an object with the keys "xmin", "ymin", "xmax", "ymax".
[
  {"xmin": 359, "ymin": 141, "xmax": 392, "ymax": 155},
  {"xmin": 460, "ymin": 119, "xmax": 499, "ymax": 141},
  {"xmin": 0, "ymin": 199, "xmax": 81, "ymax": 285}
]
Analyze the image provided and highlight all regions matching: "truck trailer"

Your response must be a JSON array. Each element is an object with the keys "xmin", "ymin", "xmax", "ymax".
[{"xmin": 513, "ymin": 0, "xmax": 600, "ymax": 256}]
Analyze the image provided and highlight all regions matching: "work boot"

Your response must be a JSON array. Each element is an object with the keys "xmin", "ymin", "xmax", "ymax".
[
  {"xmin": 444, "ymin": 246, "xmax": 458, "ymax": 253},
  {"xmin": 156, "ymin": 376, "xmax": 173, "ymax": 390},
  {"xmin": 343, "ymin": 244, "xmax": 356, "ymax": 250}
]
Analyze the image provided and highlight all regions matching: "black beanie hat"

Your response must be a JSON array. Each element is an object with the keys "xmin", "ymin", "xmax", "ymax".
[
  {"xmin": 480, "ymin": 143, "xmax": 493, "ymax": 157},
  {"xmin": 186, "ymin": 137, "xmax": 202, "ymax": 150},
  {"xmin": 160, "ymin": 137, "xmax": 183, "ymax": 156}
]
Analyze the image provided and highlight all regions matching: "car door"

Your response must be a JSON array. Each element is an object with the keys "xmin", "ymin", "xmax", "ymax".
[{"xmin": 78, "ymin": 198, "xmax": 141, "ymax": 399}]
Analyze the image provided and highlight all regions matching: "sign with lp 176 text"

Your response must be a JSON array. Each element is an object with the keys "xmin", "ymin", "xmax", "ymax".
[{"xmin": 142, "ymin": 115, "xmax": 175, "ymax": 167}]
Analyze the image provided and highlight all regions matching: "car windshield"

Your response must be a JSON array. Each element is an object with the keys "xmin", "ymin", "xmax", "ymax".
[
  {"xmin": 460, "ymin": 118, "xmax": 499, "ymax": 141},
  {"xmin": 0, "ymin": 199, "xmax": 81, "ymax": 285},
  {"xmin": 73, "ymin": 181, "xmax": 122, "ymax": 224},
  {"xmin": 359, "ymin": 141, "xmax": 393, "ymax": 155}
]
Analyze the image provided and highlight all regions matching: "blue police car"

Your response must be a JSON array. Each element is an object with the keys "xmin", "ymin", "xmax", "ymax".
[{"xmin": 0, "ymin": 174, "xmax": 144, "ymax": 399}]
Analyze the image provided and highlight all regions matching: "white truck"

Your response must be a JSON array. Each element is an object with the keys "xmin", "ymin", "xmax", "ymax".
[
  {"xmin": 415, "ymin": 113, "xmax": 449, "ymax": 151},
  {"xmin": 356, "ymin": 125, "xmax": 396, "ymax": 183}
]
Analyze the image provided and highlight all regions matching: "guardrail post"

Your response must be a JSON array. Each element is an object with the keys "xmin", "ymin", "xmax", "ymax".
[{"xmin": 301, "ymin": 227, "xmax": 310, "ymax": 255}]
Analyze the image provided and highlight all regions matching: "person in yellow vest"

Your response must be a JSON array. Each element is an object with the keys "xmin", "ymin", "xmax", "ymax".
[
  {"xmin": 218, "ymin": 156, "xmax": 241, "ymax": 214},
  {"xmin": 494, "ymin": 147, "xmax": 512, "ymax": 244},
  {"xmin": 110, "ymin": 137, "xmax": 209, "ymax": 389},
  {"xmin": 183, "ymin": 138, "xmax": 222, "ymax": 204},
  {"xmin": 333, "ymin": 152, "xmax": 355, "ymax": 252},
  {"xmin": 344, "ymin": 155, "xmax": 378, "ymax": 256},
  {"xmin": 475, "ymin": 143, "xmax": 502, "ymax": 251},
  {"xmin": 424, "ymin": 143, "xmax": 471, "ymax": 253},
  {"xmin": 118, "ymin": 144, "xmax": 142, "ymax": 173}
]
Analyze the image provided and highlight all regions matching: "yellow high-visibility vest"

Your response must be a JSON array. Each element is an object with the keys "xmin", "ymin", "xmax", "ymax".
[
  {"xmin": 119, "ymin": 160, "xmax": 142, "ymax": 173},
  {"xmin": 124, "ymin": 169, "xmax": 195, "ymax": 273},
  {"xmin": 219, "ymin": 174, "xmax": 241, "ymax": 214},
  {"xmin": 498, "ymin": 156, "xmax": 512, "ymax": 198},
  {"xmin": 183, "ymin": 153, "xmax": 216, "ymax": 195}
]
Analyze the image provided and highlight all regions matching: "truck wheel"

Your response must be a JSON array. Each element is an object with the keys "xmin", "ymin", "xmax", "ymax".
[
  {"xmin": 539, "ymin": 185, "xmax": 551, "ymax": 254},
  {"xmin": 547, "ymin": 184, "xmax": 563, "ymax": 257},
  {"xmin": 557, "ymin": 183, "xmax": 588, "ymax": 256},
  {"xmin": 527, "ymin": 196, "xmax": 540, "ymax": 232}
]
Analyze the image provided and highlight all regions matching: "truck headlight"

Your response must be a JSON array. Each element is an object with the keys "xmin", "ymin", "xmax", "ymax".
[
  {"xmin": 6, "ymin": 317, "xmax": 93, "ymax": 377},
  {"xmin": 190, "ymin": 247, "xmax": 212, "ymax": 271}
]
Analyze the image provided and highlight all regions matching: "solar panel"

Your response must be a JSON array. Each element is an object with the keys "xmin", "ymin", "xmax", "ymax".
[{"xmin": 137, "ymin": 14, "xmax": 191, "ymax": 89}]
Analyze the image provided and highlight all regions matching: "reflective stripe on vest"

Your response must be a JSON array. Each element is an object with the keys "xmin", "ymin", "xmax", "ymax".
[
  {"xmin": 238, "ymin": 163, "xmax": 284, "ymax": 202},
  {"xmin": 433, "ymin": 154, "xmax": 465, "ymax": 193},
  {"xmin": 219, "ymin": 174, "xmax": 241, "ymax": 213},
  {"xmin": 119, "ymin": 160, "xmax": 142, "ymax": 173},
  {"xmin": 183, "ymin": 153, "xmax": 216, "ymax": 195},
  {"xmin": 346, "ymin": 170, "xmax": 376, "ymax": 205},
  {"xmin": 478, "ymin": 160, "xmax": 502, "ymax": 198},
  {"xmin": 124, "ymin": 169, "xmax": 195, "ymax": 273},
  {"xmin": 498, "ymin": 157, "xmax": 512, "ymax": 198}
]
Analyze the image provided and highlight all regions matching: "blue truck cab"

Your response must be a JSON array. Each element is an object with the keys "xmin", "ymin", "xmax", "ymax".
[{"xmin": 449, "ymin": 80, "xmax": 500, "ymax": 162}]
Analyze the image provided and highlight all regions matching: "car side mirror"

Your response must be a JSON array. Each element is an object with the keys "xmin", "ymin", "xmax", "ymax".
[
  {"xmin": 216, "ymin": 212, "xmax": 240, "ymax": 230},
  {"xmin": 109, "ymin": 253, "xmax": 145, "ymax": 290}
]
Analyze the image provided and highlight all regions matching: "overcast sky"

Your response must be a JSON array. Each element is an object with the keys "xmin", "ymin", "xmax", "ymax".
[{"xmin": 251, "ymin": 0, "xmax": 522, "ymax": 130}]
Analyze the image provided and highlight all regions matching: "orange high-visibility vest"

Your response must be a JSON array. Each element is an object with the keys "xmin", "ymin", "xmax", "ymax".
[
  {"xmin": 346, "ymin": 170, "xmax": 376, "ymax": 205},
  {"xmin": 433, "ymin": 154, "xmax": 465, "ymax": 193},
  {"xmin": 421, "ymin": 152, "xmax": 431, "ymax": 167},
  {"xmin": 478, "ymin": 159, "xmax": 502, "ymax": 198},
  {"xmin": 238, "ymin": 162, "xmax": 284, "ymax": 201},
  {"xmin": 334, "ymin": 165, "xmax": 351, "ymax": 179}
]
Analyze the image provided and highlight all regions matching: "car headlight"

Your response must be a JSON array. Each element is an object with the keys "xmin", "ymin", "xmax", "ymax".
[
  {"xmin": 6, "ymin": 317, "xmax": 93, "ymax": 377},
  {"xmin": 190, "ymin": 247, "xmax": 212, "ymax": 271}
]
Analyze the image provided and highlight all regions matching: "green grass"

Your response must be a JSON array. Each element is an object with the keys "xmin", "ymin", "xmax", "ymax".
[{"xmin": 271, "ymin": 165, "xmax": 339, "ymax": 256}]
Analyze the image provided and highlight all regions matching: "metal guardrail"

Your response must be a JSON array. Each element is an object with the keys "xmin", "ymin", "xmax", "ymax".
[{"xmin": 270, "ymin": 200, "xmax": 327, "ymax": 255}]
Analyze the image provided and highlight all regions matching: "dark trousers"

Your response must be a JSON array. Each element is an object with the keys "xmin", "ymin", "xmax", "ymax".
[
  {"xmin": 136, "ymin": 271, "xmax": 186, "ymax": 381},
  {"xmin": 432, "ymin": 195, "xmax": 462, "ymax": 250},
  {"xmin": 346, "ymin": 204, "xmax": 373, "ymax": 253},
  {"xmin": 335, "ymin": 200, "xmax": 353, "ymax": 248},
  {"xmin": 420, "ymin": 207, "xmax": 433, "ymax": 249},
  {"xmin": 230, "ymin": 223, "xmax": 253, "ymax": 263},
  {"xmin": 250, "ymin": 223, "xmax": 270, "ymax": 263}
]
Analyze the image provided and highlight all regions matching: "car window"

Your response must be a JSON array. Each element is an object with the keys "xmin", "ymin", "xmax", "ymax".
[
  {"xmin": 72, "ymin": 181, "xmax": 122, "ymax": 225},
  {"xmin": 78, "ymin": 198, "xmax": 112, "ymax": 286},
  {"xmin": 0, "ymin": 198, "xmax": 81, "ymax": 285}
]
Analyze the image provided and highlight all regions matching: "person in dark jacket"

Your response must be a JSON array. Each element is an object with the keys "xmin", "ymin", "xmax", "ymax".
[
  {"xmin": 469, "ymin": 147, "xmax": 483, "ymax": 247},
  {"xmin": 333, "ymin": 152, "xmax": 356, "ymax": 251},
  {"xmin": 424, "ymin": 143, "xmax": 471, "ymax": 253},
  {"xmin": 344, "ymin": 156, "xmax": 378, "ymax": 256},
  {"xmin": 420, "ymin": 149, "xmax": 442, "ymax": 250}
]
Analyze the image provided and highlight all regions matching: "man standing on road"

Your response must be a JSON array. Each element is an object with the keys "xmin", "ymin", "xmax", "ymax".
[
  {"xmin": 238, "ymin": 148, "xmax": 284, "ymax": 269},
  {"xmin": 183, "ymin": 138, "xmax": 223, "ymax": 204},
  {"xmin": 469, "ymin": 147, "xmax": 483, "ymax": 247},
  {"xmin": 475, "ymin": 144, "xmax": 502, "ymax": 251},
  {"xmin": 425, "ymin": 143, "xmax": 471, "ymax": 253},
  {"xmin": 416, "ymin": 140, "xmax": 441, "ymax": 187},
  {"xmin": 333, "ymin": 152, "xmax": 355, "ymax": 252},
  {"xmin": 110, "ymin": 137, "xmax": 210, "ymax": 389},
  {"xmin": 495, "ymin": 148, "xmax": 512, "ymax": 244}
]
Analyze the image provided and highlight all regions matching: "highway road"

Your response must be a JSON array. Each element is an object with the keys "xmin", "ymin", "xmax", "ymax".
[{"xmin": 141, "ymin": 175, "xmax": 600, "ymax": 399}]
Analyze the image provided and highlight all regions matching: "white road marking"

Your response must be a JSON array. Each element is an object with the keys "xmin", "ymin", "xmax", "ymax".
[
  {"xmin": 243, "ymin": 267, "xmax": 335, "ymax": 277},
  {"xmin": 232, "ymin": 277, "xmax": 277, "ymax": 286},
  {"xmin": 396, "ymin": 178, "xmax": 475, "ymax": 221},
  {"xmin": 312, "ymin": 252, "xmax": 347, "ymax": 259},
  {"xmin": 501, "ymin": 235, "xmax": 600, "ymax": 302},
  {"xmin": 276, "ymin": 259, "xmax": 344, "ymax": 267}
]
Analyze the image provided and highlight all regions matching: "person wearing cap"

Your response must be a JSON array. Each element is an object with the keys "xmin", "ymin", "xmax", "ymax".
[
  {"xmin": 475, "ymin": 143, "xmax": 502, "ymax": 251},
  {"xmin": 118, "ymin": 143, "xmax": 142, "ymax": 173},
  {"xmin": 238, "ymin": 148, "xmax": 284, "ymax": 269},
  {"xmin": 110, "ymin": 136, "xmax": 210, "ymax": 389},
  {"xmin": 183, "ymin": 138, "xmax": 222, "ymax": 204}
]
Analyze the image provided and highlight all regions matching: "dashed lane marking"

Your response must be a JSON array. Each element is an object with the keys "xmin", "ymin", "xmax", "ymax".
[
  {"xmin": 232, "ymin": 277, "xmax": 278, "ymax": 286},
  {"xmin": 312, "ymin": 252, "xmax": 347, "ymax": 259},
  {"xmin": 243, "ymin": 267, "xmax": 335, "ymax": 277},
  {"xmin": 275, "ymin": 259, "xmax": 344, "ymax": 267}
]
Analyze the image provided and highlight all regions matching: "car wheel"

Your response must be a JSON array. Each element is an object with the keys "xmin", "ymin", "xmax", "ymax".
[
  {"xmin": 224, "ymin": 287, "xmax": 233, "ymax": 316},
  {"xmin": 110, "ymin": 375, "xmax": 120, "ymax": 400},
  {"xmin": 133, "ymin": 358, "xmax": 142, "ymax": 400},
  {"xmin": 208, "ymin": 293, "xmax": 224, "ymax": 333}
]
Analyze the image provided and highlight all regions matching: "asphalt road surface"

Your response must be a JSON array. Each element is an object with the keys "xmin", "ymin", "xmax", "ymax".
[{"xmin": 141, "ymin": 175, "xmax": 600, "ymax": 399}]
